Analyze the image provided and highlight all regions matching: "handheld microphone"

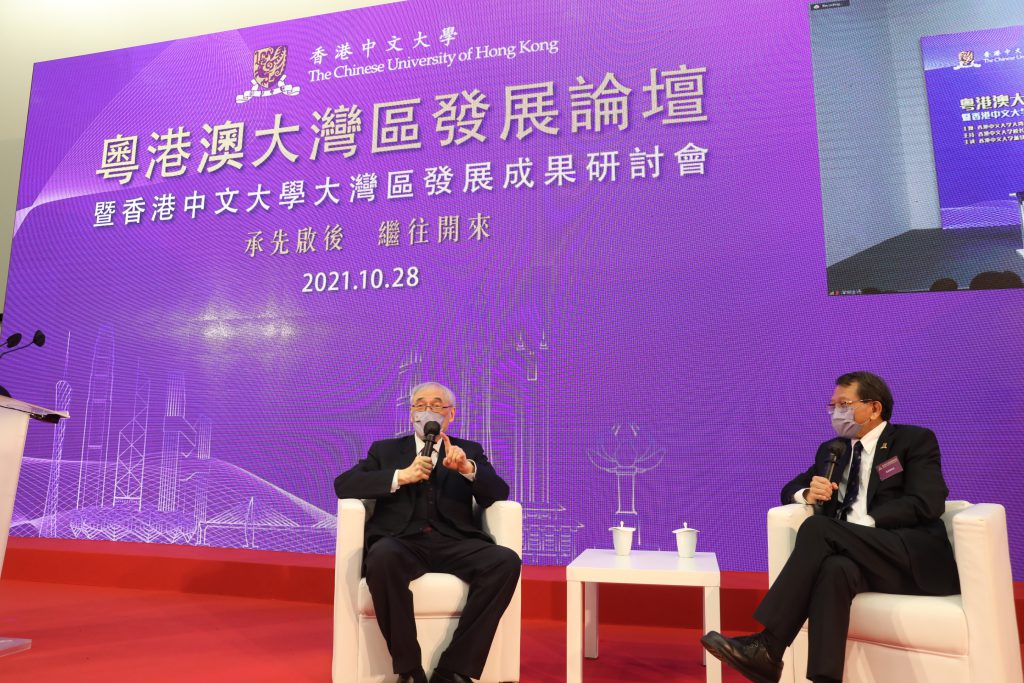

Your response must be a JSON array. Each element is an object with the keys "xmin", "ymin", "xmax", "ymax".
[
  {"xmin": 423, "ymin": 420, "xmax": 441, "ymax": 442},
  {"xmin": 420, "ymin": 421, "xmax": 442, "ymax": 481},
  {"xmin": 423, "ymin": 420, "xmax": 442, "ymax": 450},
  {"xmin": 824, "ymin": 441, "xmax": 845, "ymax": 482},
  {"xmin": 815, "ymin": 441, "xmax": 845, "ymax": 508}
]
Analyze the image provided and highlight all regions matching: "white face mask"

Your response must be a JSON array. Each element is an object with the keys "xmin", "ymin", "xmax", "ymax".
[
  {"xmin": 412, "ymin": 410, "xmax": 446, "ymax": 439},
  {"xmin": 831, "ymin": 406, "xmax": 861, "ymax": 439}
]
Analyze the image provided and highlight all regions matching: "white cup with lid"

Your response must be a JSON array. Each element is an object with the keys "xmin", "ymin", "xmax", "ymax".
[
  {"xmin": 673, "ymin": 523, "xmax": 699, "ymax": 558},
  {"xmin": 609, "ymin": 521, "xmax": 636, "ymax": 556}
]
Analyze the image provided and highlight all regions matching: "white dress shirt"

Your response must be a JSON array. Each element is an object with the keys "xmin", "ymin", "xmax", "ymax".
[
  {"xmin": 390, "ymin": 434, "xmax": 477, "ymax": 492},
  {"xmin": 796, "ymin": 421, "xmax": 886, "ymax": 527}
]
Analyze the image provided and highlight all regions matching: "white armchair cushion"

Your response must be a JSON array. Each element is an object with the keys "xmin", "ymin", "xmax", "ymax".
[
  {"xmin": 482, "ymin": 502, "xmax": 523, "ymax": 555},
  {"xmin": 767, "ymin": 501, "xmax": 1023, "ymax": 683},
  {"xmin": 334, "ymin": 498, "xmax": 522, "ymax": 683},
  {"xmin": 358, "ymin": 573, "xmax": 470, "ymax": 617},
  {"xmin": 847, "ymin": 593, "xmax": 967, "ymax": 655}
]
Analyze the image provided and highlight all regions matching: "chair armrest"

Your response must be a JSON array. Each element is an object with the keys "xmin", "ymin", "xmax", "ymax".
[
  {"xmin": 951, "ymin": 504, "xmax": 1024, "ymax": 682},
  {"xmin": 481, "ymin": 500, "xmax": 522, "ymax": 679},
  {"xmin": 767, "ymin": 504, "xmax": 813, "ymax": 585},
  {"xmin": 333, "ymin": 498, "xmax": 366, "ymax": 683},
  {"xmin": 482, "ymin": 500, "xmax": 523, "ymax": 556}
]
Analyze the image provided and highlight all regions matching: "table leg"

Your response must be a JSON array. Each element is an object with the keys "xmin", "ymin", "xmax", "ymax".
[
  {"xmin": 584, "ymin": 581, "xmax": 599, "ymax": 659},
  {"xmin": 703, "ymin": 586, "xmax": 721, "ymax": 683},
  {"xmin": 567, "ymin": 579, "xmax": 583, "ymax": 683}
]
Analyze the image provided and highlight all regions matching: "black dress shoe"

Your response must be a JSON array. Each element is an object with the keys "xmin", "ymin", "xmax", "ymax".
[
  {"xmin": 428, "ymin": 667, "xmax": 473, "ymax": 683},
  {"xmin": 700, "ymin": 631, "xmax": 783, "ymax": 683},
  {"xmin": 398, "ymin": 667, "xmax": 428, "ymax": 683}
]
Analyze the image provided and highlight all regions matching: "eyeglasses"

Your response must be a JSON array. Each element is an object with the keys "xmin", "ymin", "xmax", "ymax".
[
  {"xmin": 826, "ymin": 399, "xmax": 875, "ymax": 414},
  {"xmin": 411, "ymin": 401, "xmax": 452, "ymax": 412}
]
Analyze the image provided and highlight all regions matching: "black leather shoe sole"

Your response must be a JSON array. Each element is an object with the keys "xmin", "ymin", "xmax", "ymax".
[
  {"xmin": 428, "ymin": 670, "xmax": 472, "ymax": 683},
  {"xmin": 700, "ymin": 632, "xmax": 781, "ymax": 683}
]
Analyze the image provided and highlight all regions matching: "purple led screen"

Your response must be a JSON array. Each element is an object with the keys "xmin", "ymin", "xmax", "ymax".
[
  {"xmin": 923, "ymin": 26, "xmax": 1024, "ymax": 230},
  {"xmin": 4, "ymin": 0, "xmax": 1024, "ymax": 576}
]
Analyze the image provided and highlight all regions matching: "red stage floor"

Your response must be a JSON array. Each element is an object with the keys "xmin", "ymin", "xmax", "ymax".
[
  {"xmin": 0, "ymin": 579, "xmax": 754, "ymax": 683},
  {"xmin": 0, "ymin": 538, "xmax": 1021, "ymax": 681}
]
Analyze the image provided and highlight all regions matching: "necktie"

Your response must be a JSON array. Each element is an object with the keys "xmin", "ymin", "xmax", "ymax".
[{"xmin": 840, "ymin": 441, "xmax": 863, "ymax": 519}]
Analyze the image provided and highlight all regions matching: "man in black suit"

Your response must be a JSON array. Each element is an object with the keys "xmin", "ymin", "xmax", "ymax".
[
  {"xmin": 701, "ymin": 371, "xmax": 959, "ymax": 683},
  {"xmin": 334, "ymin": 381, "xmax": 520, "ymax": 683}
]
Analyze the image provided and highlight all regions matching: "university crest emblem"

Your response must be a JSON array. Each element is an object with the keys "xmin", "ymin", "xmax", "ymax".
[
  {"xmin": 953, "ymin": 50, "xmax": 981, "ymax": 69},
  {"xmin": 236, "ymin": 46, "xmax": 300, "ymax": 103}
]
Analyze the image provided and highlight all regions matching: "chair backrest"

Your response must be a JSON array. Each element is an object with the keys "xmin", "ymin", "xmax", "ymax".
[{"xmin": 361, "ymin": 497, "xmax": 481, "ymax": 523}]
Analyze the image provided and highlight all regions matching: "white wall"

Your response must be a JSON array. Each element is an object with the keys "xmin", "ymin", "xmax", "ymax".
[{"xmin": 0, "ymin": 0, "xmax": 393, "ymax": 311}]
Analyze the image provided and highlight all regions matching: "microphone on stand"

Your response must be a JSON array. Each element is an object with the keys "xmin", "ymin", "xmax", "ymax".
[
  {"xmin": 0, "ymin": 331, "xmax": 45, "ymax": 359},
  {"xmin": 0, "ymin": 330, "xmax": 45, "ymax": 397}
]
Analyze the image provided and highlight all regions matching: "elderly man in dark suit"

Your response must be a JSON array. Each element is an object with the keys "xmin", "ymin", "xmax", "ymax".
[
  {"xmin": 701, "ymin": 371, "xmax": 959, "ymax": 683},
  {"xmin": 335, "ymin": 381, "xmax": 520, "ymax": 683}
]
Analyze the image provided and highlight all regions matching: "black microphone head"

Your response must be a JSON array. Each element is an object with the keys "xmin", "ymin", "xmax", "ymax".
[
  {"xmin": 827, "ymin": 441, "xmax": 845, "ymax": 463},
  {"xmin": 32, "ymin": 331, "xmax": 45, "ymax": 347},
  {"xmin": 5, "ymin": 333, "xmax": 21, "ymax": 348},
  {"xmin": 423, "ymin": 421, "xmax": 442, "ymax": 440}
]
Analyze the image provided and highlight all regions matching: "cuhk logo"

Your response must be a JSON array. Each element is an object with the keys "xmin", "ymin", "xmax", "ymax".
[
  {"xmin": 237, "ymin": 46, "xmax": 301, "ymax": 103},
  {"xmin": 953, "ymin": 50, "xmax": 981, "ymax": 70}
]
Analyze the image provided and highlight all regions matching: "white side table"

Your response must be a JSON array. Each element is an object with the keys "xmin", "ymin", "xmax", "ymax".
[{"xmin": 566, "ymin": 549, "xmax": 721, "ymax": 683}]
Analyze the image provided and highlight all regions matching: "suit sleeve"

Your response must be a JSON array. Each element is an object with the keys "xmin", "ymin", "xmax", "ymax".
[
  {"xmin": 465, "ymin": 443, "xmax": 510, "ymax": 508},
  {"xmin": 780, "ymin": 465, "xmax": 815, "ymax": 505},
  {"xmin": 780, "ymin": 442, "xmax": 828, "ymax": 505},
  {"xmin": 334, "ymin": 441, "xmax": 399, "ymax": 500},
  {"xmin": 870, "ymin": 428, "xmax": 948, "ymax": 529}
]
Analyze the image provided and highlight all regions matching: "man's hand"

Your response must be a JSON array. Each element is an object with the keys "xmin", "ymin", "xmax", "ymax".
[
  {"xmin": 804, "ymin": 475, "xmax": 839, "ymax": 504},
  {"xmin": 441, "ymin": 433, "xmax": 475, "ymax": 475},
  {"xmin": 397, "ymin": 455, "xmax": 433, "ymax": 486}
]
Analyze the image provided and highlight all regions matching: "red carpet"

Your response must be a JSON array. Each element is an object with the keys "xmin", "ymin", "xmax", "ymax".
[
  {"xmin": 0, "ymin": 537, "xmax": 776, "ymax": 631},
  {"xmin": 0, "ymin": 579, "xmax": 753, "ymax": 683},
  {"xmin": 0, "ymin": 537, "xmax": 1021, "ymax": 681}
]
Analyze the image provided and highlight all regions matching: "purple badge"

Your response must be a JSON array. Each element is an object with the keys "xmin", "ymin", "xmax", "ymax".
[{"xmin": 876, "ymin": 456, "xmax": 903, "ymax": 481}]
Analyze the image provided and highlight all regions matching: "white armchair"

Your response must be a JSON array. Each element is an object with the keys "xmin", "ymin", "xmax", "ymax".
[
  {"xmin": 333, "ymin": 498, "xmax": 522, "ymax": 683},
  {"xmin": 767, "ymin": 501, "xmax": 1023, "ymax": 683}
]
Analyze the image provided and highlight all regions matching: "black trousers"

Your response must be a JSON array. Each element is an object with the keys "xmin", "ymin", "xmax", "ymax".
[
  {"xmin": 754, "ymin": 515, "xmax": 941, "ymax": 682},
  {"xmin": 364, "ymin": 530, "xmax": 521, "ymax": 677}
]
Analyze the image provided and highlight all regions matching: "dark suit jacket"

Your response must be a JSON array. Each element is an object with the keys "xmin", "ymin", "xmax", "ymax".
[
  {"xmin": 780, "ymin": 423, "xmax": 959, "ymax": 595},
  {"xmin": 334, "ymin": 435, "xmax": 510, "ymax": 549}
]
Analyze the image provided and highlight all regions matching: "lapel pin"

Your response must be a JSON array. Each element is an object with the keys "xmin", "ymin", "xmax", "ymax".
[{"xmin": 880, "ymin": 443, "xmax": 888, "ymax": 450}]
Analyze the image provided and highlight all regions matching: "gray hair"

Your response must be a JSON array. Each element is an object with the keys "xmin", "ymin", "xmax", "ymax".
[{"xmin": 409, "ymin": 381, "xmax": 457, "ymax": 407}]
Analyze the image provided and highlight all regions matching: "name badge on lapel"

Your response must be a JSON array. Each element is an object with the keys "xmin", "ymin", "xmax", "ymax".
[{"xmin": 876, "ymin": 455, "xmax": 903, "ymax": 481}]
